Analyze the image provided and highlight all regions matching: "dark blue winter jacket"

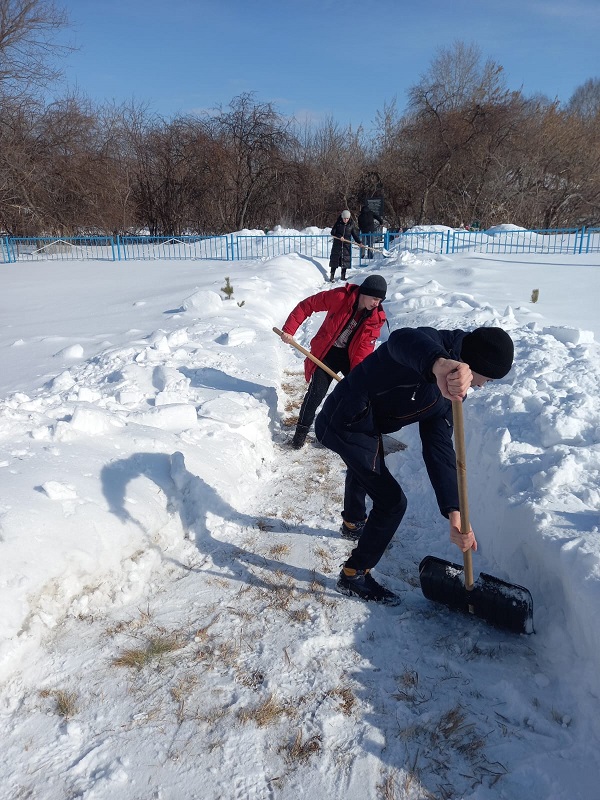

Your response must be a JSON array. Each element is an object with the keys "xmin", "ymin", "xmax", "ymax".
[{"xmin": 315, "ymin": 327, "xmax": 468, "ymax": 517}]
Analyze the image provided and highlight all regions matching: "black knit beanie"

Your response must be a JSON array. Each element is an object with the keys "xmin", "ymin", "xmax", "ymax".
[
  {"xmin": 359, "ymin": 274, "xmax": 387, "ymax": 300},
  {"xmin": 460, "ymin": 327, "xmax": 514, "ymax": 379}
]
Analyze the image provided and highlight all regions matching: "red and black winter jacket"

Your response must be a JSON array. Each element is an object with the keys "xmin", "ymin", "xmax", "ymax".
[{"xmin": 282, "ymin": 283, "xmax": 386, "ymax": 382}]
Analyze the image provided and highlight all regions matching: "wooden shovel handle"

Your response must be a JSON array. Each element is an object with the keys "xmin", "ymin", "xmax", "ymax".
[
  {"xmin": 332, "ymin": 234, "xmax": 371, "ymax": 252},
  {"xmin": 273, "ymin": 327, "xmax": 342, "ymax": 382},
  {"xmin": 452, "ymin": 399, "xmax": 475, "ymax": 590}
]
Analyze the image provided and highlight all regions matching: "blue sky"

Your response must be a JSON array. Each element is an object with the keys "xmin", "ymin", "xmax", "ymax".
[{"xmin": 54, "ymin": 0, "xmax": 600, "ymax": 129}]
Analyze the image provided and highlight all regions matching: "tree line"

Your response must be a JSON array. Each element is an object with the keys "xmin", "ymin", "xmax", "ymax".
[{"xmin": 0, "ymin": 4, "xmax": 599, "ymax": 236}]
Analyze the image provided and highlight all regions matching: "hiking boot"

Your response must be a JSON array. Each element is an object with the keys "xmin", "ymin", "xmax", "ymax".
[
  {"xmin": 291, "ymin": 424, "xmax": 309, "ymax": 449},
  {"xmin": 340, "ymin": 518, "xmax": 367, "ymax": 540},
  {"xmin": 341, "ymin": 270, "xmax": 347, "ymax": 281},
  {"xmin": 329, "ymin": 271, "xmax": 336, "ymax": 282},
  {"xmin": 336, "ymin": 567, "xmax": 401, "ymax": 605}
]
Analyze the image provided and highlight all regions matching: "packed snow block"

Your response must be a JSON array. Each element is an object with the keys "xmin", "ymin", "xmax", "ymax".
[
  {"xmin": 132, "ymin": 403, "xmax": 198, "ymax": 432},
  {"xmin": 47, "ymin": 370, "xmax": 76, "ymax": 391},
  {"xmin": 116, "ymin": 389, "xmax": 145, "ymax": 406},
  {"xmin": 542, "ymin": 326, "xmax": 594, "ymax": 346},
  {"xmin": 198, "ymin": 392, "xmax": 273, "ymax": 462},
  {"xmin": 69, "ymin": 405, "xmax": 125, "ymax": 436},
  {"xmin": 155, "ymin": 391, "xmax": 191, "ymax": 407},
  {"xmin": 74, "ymin": 386, "xmax": 101, "ymax": 403},
  {"xmin": 40, "ymin": 481, "xmax": 78, "ymax": 500},
  {"xmin": 221, "ymin": 327, "xmax": 256, "ymax": 346},
  {"xmin": 166, "ymin": 329, "xmax": 189, "ymax": 347},
  {"xmin": 182, "ymin": 289, "xmax": 223, "ymax": 315},
  {"xmin": 54, "ymin": 343, "xmax": 84, "ymax": 359}
]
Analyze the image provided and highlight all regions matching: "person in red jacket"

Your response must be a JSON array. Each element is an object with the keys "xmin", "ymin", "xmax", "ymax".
[{"xmin": 278, "ymin": 275, "xmax": 387, "ymax": 449}]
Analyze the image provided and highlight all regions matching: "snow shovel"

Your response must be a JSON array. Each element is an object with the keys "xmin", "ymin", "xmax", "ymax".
[
  {"xmin": 333, "ymin": 235, "xmax": 391, "ymax": 258},
  {"xmin": 273, "ymin": 327, "xmax": 406, "ymax": 452},
  {"xmin": 419, "ymin": 400, "xmax": 534, "ymax": 634}
]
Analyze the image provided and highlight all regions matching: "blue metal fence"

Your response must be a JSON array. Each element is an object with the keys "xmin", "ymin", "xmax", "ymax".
[
  {"xmin": 5, "ymin": 236, "xmax": 115, "ymax": 262},
  {"xmin": 449, "ymin": 228, "xmax": 582, "ymax": 254},
  {"xmin": 118, "ymin": 234, "xmax": 230, "ymax": 261},
  {"xmin": 234, "ymin": 234, "xmax": 331, "ymax": 260},
  {"xmin": 1, "ymin": 228, "xmax": 599, "ymax": 264}
]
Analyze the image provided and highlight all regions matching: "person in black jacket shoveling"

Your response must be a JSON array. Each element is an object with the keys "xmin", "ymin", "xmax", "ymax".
[
  {"xmin": 314, "ymin": 326, "xmax": 514, "ymax": 605},
  {"xmin": 358, "ymin": 204, "xmax": 383, "ymax": 259}
]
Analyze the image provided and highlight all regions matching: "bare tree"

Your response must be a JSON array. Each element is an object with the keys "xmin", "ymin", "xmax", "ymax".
[
  {"xmin": 401, "ymin": 41, "xmax": 517, "ymax": 224},
  {"xmin": 503, "ymin": 102, "xmax": 600, "ymax": 228},
  {"xmin": 409, "ymin": 41, "xmax": 508, "ymax": 114},
  {"xmin": 567, "ymin": 78, "xmax": 600, "ymax": 121},
  {"xmin": 205, "ymin": 93, "xmax": 295, "ymax": 230},
  {"xmin": 288, "ymin": 117, "xmax": 368, "ymax": 227},
  {"xmin": 0, "ymin": 0, "xmax": 70, "ymax": 97}
]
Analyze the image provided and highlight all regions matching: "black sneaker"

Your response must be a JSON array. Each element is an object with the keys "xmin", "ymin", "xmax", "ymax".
[
  {"xmin": 290, "ymin": 424, "xmax": 309, "ymax": 449},
  {"xmin": 340, "ymin": 519, "xmax": 366, "ymax": 540},
  {"xmin": 336, "ymin": 567, "xmax": 401, "ymax": 606}
]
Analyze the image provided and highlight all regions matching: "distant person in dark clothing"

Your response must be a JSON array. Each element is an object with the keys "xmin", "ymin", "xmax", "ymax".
[
  {"xmin": 278, "ymin": 275, "xmax": 388, "ymax": 449},
  {"xmin": 329, "ymin": 210, "xmax": 361, "ymax": 282},
  {"xmin": 315, "ymin": 326, "xmax": 514, "ymax": 605},
  {"xmin": 358, "ymin": 204, "xmax": 383, "ymax": 259}
]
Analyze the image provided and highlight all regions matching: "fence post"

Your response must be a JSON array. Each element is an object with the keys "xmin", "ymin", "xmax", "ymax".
[
  {"xmin": 577, "ymin": 226, "xmax": 585, "ymax": 255},
  {"xmin": 6, "ymin": 236, "xmax": 15, "ymax": 263}
]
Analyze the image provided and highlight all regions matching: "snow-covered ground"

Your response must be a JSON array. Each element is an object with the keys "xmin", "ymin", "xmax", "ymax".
[{"xmin": 1, "ymin": 234, "xmax": 600, "ymax": 799}]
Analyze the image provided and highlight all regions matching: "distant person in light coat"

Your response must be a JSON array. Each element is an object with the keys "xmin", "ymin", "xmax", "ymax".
[{"xmin": 329, "ymin": 210, "xmax": 361, "ymax": 282}]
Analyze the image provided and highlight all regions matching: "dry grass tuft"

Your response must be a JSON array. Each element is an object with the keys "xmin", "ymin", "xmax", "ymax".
[
  {"xmin": 238, "ymin": 694, "xmax": 291, "ymax": 727},
  {"xmin": 313, "ymin": 545, "xmax": 334, "ymax": 574},
  {"xmin": 170, "ymin": 674, "xmax": 199, "ymax": 723},
  {"xmin": 113, "ymin": 634, "xmax": 182, "ymax": 670},
  {"xmin": 104, "ymin": 604, "xmax": 154, "ymax": 637},
  {"xmin": 238, "ymin": 670, "xmax": 265, "ymax": 689},
  {"xmin": 288, "ymin": 607, "xmax": 311, "ymax": 623},
  {"xmin": 325, "ymin": 685, "xmax": 356, "ymax": 715},
  {"xmin": 279, "ymin": 730, "xmax": 322, "ymax": 764},
  {"xmin": 376, "ymin": 770, "xmax": 396, "ymax": 800},
  {"xmin": 267, "ymin": 543, "xmax": 291, "ymax": 560},
  {"xmin": 392, "ymin": 669, "xmax": 430, "ymax": 705},
  {"xmin": 308, "ymin": 573, "xmax": 337, "ymax": 609},
  {"xmin": 40, "ymin": 688, "xmax": 78, "ymax": 719},
  {"xmin": 194, "ymin": 615, "xmax": 220, "ymax": 642},
  {"xmin": 312, "ymin": 453, "xmax": 331, "ymax": 478},
  {"xmin": 436, "ymin": 706, "xmax": 469, "ymax": 741},
  {"xmin": 198, "ymin": 706, "xmax": 230, "ymax": 726},
  {"xmin": 226, "ymin": 607, "xmax": 254, "ymax": 622},
  {"xmin": 377, "ymin": 765, "xmax": 436, "ymax": 800},
  {"xmin": 251, "ymin": 570, "xmax": 297, "ymax": 612}
]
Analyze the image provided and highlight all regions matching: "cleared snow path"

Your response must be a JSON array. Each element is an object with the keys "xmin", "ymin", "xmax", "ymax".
[{"xmin": 1, "ymin": 362, "xmax": 597, "ymax": 800}]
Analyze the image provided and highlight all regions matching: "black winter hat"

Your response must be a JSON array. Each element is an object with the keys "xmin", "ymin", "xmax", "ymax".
[
  {"xmin": 460, "ymin": 327, "xmax": 514, "ymax": 379},
  {"xmin": 359, "ymin": 274, "xmax": 387, "ymax": 300}
]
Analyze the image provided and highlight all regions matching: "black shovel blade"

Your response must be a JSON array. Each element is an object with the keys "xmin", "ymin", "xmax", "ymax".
[{"xmin": 419, "ymin": 555, "xmax": 534, "ymax": 635}]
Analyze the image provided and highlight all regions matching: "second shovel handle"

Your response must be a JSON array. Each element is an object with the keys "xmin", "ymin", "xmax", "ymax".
[
  {"xmin": 273, "ymin": 327, "xmax": 342, "ymax": 383},
  {"xmin": 452, "ymin": 399, "xmax": 474, "ymax": 590}
]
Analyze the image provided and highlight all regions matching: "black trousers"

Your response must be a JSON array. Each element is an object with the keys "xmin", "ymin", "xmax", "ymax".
[
  {"xmin": 342, "ymin": 445, "xmax": 408, "ymax": 571},
  {"xmin": 297, "ymin": 347, "xmax": 350, "ymax": 429}
]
